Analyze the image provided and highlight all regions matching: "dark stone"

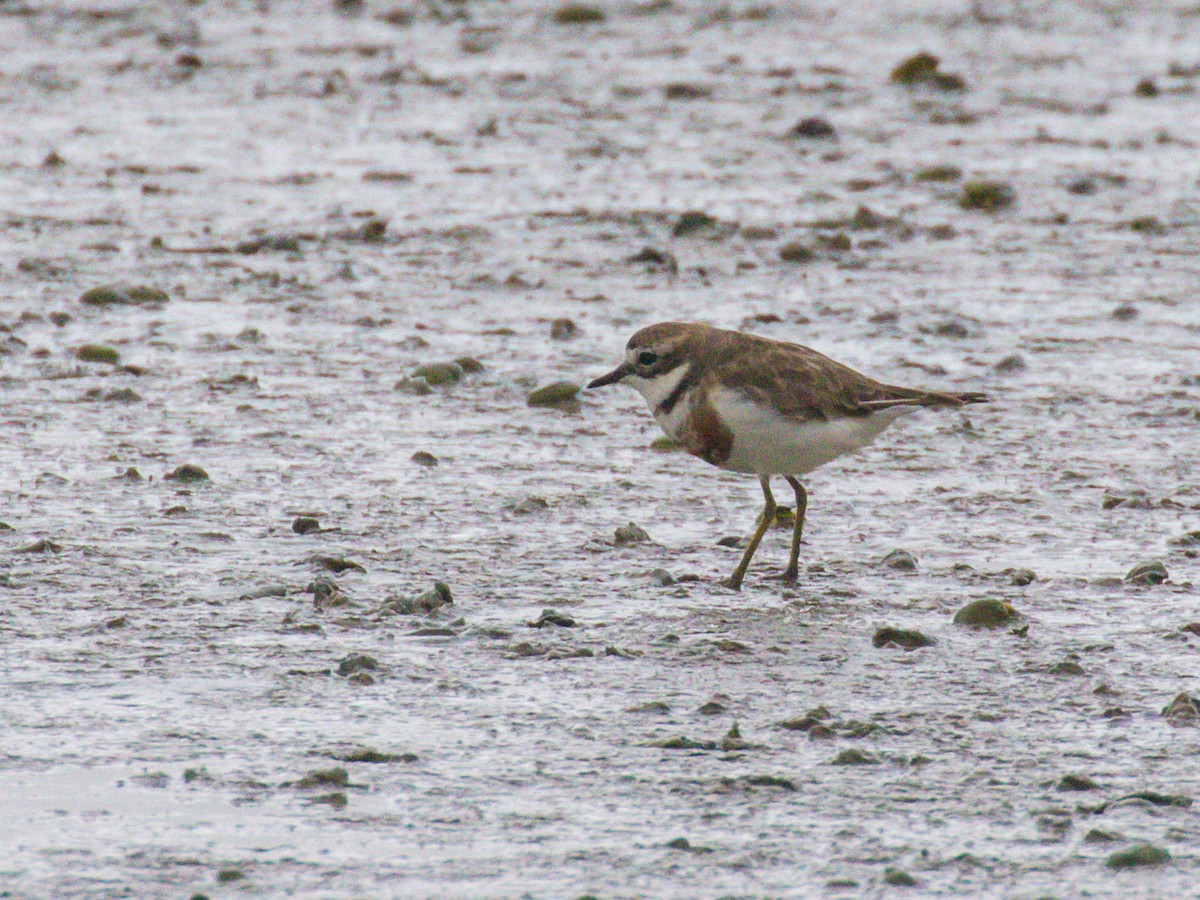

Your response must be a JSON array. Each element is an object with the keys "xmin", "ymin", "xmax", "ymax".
[
  {"xmin": 959, "ymin": 180, "xmax": 1016, "ymax": 212},
  {"xmin": 745, "ymin": 774, "xmax": 797, "ymax": 791},
  {"xmin": 953, "ymin": 599, "xmax": 1020, "ymax": 628},
  {"xmin": 890, "ymin": 51, "xmax": 967, "ymax": 91},
  {"xmin": 292, "ymin": 516, "xmax": 321, "ymax": 534},
  {"xmin": 915, "ymin": 164, "xmax": 962, "ymax": 182},
  {"xmin": 550, "ymin": 318, "xmax": 577, "ymax": 340},
  {"xmin": 165, "ymin": 464, "xmax": 209, "ymax": 483},
  {"xmin": 881, "ymin": 549, "xmax": 918, "ymax": 571},
  {"xmin": 337, "ymin": 654, "xmax": 378, "ymax": 676},
  {"xmin": 994, "ymin": 354, "xmax": 1027, "ymax": 373},
  {"xmin": 309, "ymin": 555, "xmax": 366, "ymax": 574},
  {"xmin": 412, "ymin": 362, "xmax": 463, "ymax": 385},
  {"xmin": 672, "ymin": 210, "xmax": 718, "ymax": 237},
  {"xmin": 292, "ymin": 768, "xmax": 349, "ymax": 789},
  {"xmin": 831, "ymin": 748, "xmax": 877, "ymax": 765},
  {"xmin": 788, "ymin": 116, "xmax": 836, "ymax": 139},
  {"xmin": 1010, "ymin": 567, "xmax": 1037, "ymax": 585},
  {"xmin": 1106, "ymin": 844, "xmax": 1170, "ymax": 869},
  {"xmin": 626, "ymin": 246, "xmax": 678, "ymax": 273},
  {"xmin": 614, "ymin": 522, "xmax": 651, "ymax": 546},
  {"xmin": 663, "ymin": 83, "xmax": 713, "ymax": 101},
  {"xmin": 553, "ymin": 4, "xmax": 605, "ymax": 25},
  {"xmin": 1162, "ymin": 692, "xmax": 1199, "ymax": 723},
  {"xmin": 883, "ymin": 868, "xmax": 918, "ymax": 887},
  {"xmin": 872, "ymin": 627, "xmax": 936, "ymax": 651},
  {"xmin": 75, "ymin": 344, "xmax": 120, "ymax": 364},
  {"xmin": 527, "ymin": 381, "xmax": 580, "ymax": 410},
  {"xmin": 1133, "ymin": 78, "xmax": 1159, "ymax": 98},
  {"xmin": 79, "ymin": 283, "xmax": 169, "ymax": 307},
  {"xmin": 1048, "ymin": 660, "xmax": 1086, "ymax": 676},
  {"xmin": 1125, "ymin": 560, "xmax": 1168, "ymax": 585},
  {"xmin": 340, "ymin": 748, "xmax": 418, "ymax": 763},
  {"xmin": 527, "ymin": 609, "xmax": 577, "ymax": 628},
  {"xmin": 779, "ymin": 241, "xmax": 815, "ymax": 263}
]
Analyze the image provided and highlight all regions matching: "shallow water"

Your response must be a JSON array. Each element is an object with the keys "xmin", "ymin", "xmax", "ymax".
[{"xmin": 2, "ymin": 0, "xmax": 1199, "ymax": 896}]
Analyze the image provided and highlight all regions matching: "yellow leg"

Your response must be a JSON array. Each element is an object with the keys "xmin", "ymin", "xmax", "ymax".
[
  {"xmin": 725, "ymin": 476, "xmax": 775, "ymax": 591},
  {"xmin": 782, "ymin": 476, "xmax": 807, "ymax": 582}
]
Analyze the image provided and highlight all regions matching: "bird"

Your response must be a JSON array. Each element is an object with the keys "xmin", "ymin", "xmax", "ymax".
[{"xmin": 587, "ymin": 322, "xmax": 987, "ymax": 590}]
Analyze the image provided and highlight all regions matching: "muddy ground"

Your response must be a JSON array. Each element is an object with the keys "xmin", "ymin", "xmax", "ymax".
[{"xmin": 2, "ymin": 0, "xmax": 1199, "ymax": 897}]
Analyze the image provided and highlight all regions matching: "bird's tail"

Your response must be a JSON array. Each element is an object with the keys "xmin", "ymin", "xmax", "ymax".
[{"xmin": 860, "ymin": 387, "xmax": 988, "ymax": 411}]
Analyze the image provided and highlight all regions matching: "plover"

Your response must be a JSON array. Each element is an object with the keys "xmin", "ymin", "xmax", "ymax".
[{"xmin": 588, "ymin": 322, "xmax": 987, "ymax": 590}]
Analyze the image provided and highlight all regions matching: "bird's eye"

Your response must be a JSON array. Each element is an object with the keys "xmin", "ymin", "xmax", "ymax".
[{"xmin": 637, "ymin": 350, "xmax": 658, "ymax": 367}]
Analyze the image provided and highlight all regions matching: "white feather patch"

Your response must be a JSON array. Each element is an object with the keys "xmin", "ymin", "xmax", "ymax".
[{"xmin": 707, "ymin": 386, "xmax": 917, "ymax": 475}]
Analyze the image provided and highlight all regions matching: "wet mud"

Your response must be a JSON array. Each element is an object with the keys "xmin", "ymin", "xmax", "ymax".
[{"xmin": 2, "ymin": 0, "xmax": 1199, "ymax": 896}]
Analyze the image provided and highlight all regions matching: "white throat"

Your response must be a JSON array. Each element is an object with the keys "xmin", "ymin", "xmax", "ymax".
[{"xmin": 628, "ymin": 362, "xmax": 691, "ymax": 413}]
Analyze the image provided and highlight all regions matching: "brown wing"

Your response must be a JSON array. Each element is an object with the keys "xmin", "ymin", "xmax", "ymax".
[{"xmin": 708, "ymin": 330, "xmax": 986, "ymax": 422}]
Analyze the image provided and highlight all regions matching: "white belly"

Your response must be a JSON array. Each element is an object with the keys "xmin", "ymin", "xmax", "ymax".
[{"xmin": 704, "ymin": 386, "xmax": 917, "ymax": 475}]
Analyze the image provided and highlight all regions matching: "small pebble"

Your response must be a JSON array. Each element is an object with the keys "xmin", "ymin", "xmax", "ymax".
[
  {"xmin": 1161, "ymin": 692, "xmax": 1199, "ymax": 723},
  {"xmin": 953, "ymin": 599, "xmax": 1020, "ymax": 628},
  {"xmin": 309, "ymin": 555, "xmax": 366, "ymax": 574},
  {"xmin": 454, "ymin": 357, "xmax": 484, "ymax": 374},
  {"xmin": 994, "ymin": 354, "xmax": 1027, "ymax": 373},
  {"xmin": 626, "ymin": 247, "xmax": 678, "ymax": 273},
  {"xmin": 1133, "ymin": 77, "xmax": 1159, "ymax": 98},
  {"xmin": 881, "ymin": 549, "xmax": 918, "ymax": 571},
  {"xmin": 614, "ymin": 522, "xmax": 650, "ymax": 546},
  {"xmin": 337, "ymin": 654, "xmax": 378, "ymax": 676},
  {"xmin": 527, "ymin": 381, "xmax": 580, "ymax": 410},
  {"xmin": 872, "ymin": 627, "xmax": 936, "ymax": 651},
  {"xmin": 165, "ymin": 464, "xmax": 209, "ymax": 483},
  {"xmin": 788, "ymin": 116, "xmax": 836, "ymax": 139},
  {"xmin": 412, "ymin": 362, "xmax": 462, "ymax": 386},
  {"xmin": 1125, "ymin": 560, "xmax": 1168, "ymax": 585},
  {"xmin": 527, "ymin": 609, "xmax": 577, "ymax": 628},
  {"xmin": 915, "ymin": 164, "xmax": 962, "ymax": 182},
  {"xmin": 672, "ymin": 210, "xmax": 717, "ymax": 237},
  {"xmin": 553, "ymin": 3, "xmax": 605, "ymax": 25},
  {"xmin": 1048, "ymin": 659, "xmax": 1086, "ymax": 676},
  {"xmin": 779, "ymin": 241, "xmax": 815, "ymax": 263},
  {"xmin": 883, "ymin": 868, "xmax": 918, "ymax": 887},
  {"xmin": 1010, "ymin": 567, "xmax": 1037, "ymax": 586},
  {"xmin": 1106, "ymin": 843, "xmax": 1170, "ymax": 870},
  {"xmin": 831, "ymin": 748, "xmax": 878, "ymax": 765},
  {"xmin": 395, "ymin": 376, "xmax": 432, "ymax": 396},
  {"xmin": 79, "ymin": 283, "xmax": 169, "ymax": 307},
  {"xmin": 663, "ymin": 82, "xmax": 712, "ymax": 101},
  {"xmin": 890, "ymin": 51, "xmax": 966, "ymax": 90},
  {"xmin": 745, "ymin": 774, "xmax": 797, "ymax": 791},
  {"xmin": 511, "ymin": 496, "xmax": 549, "ymax": 515},
  {"xmin": 75, "ymin": 344, "xmax": 120, "ymax": 364},
  {"xmin": 292, "ymin": 768, "xmax": 349, "ymax": 789},
  {"xmin": 959, "ymin": 180, "xmax": 1016, "ymax": 212}
]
